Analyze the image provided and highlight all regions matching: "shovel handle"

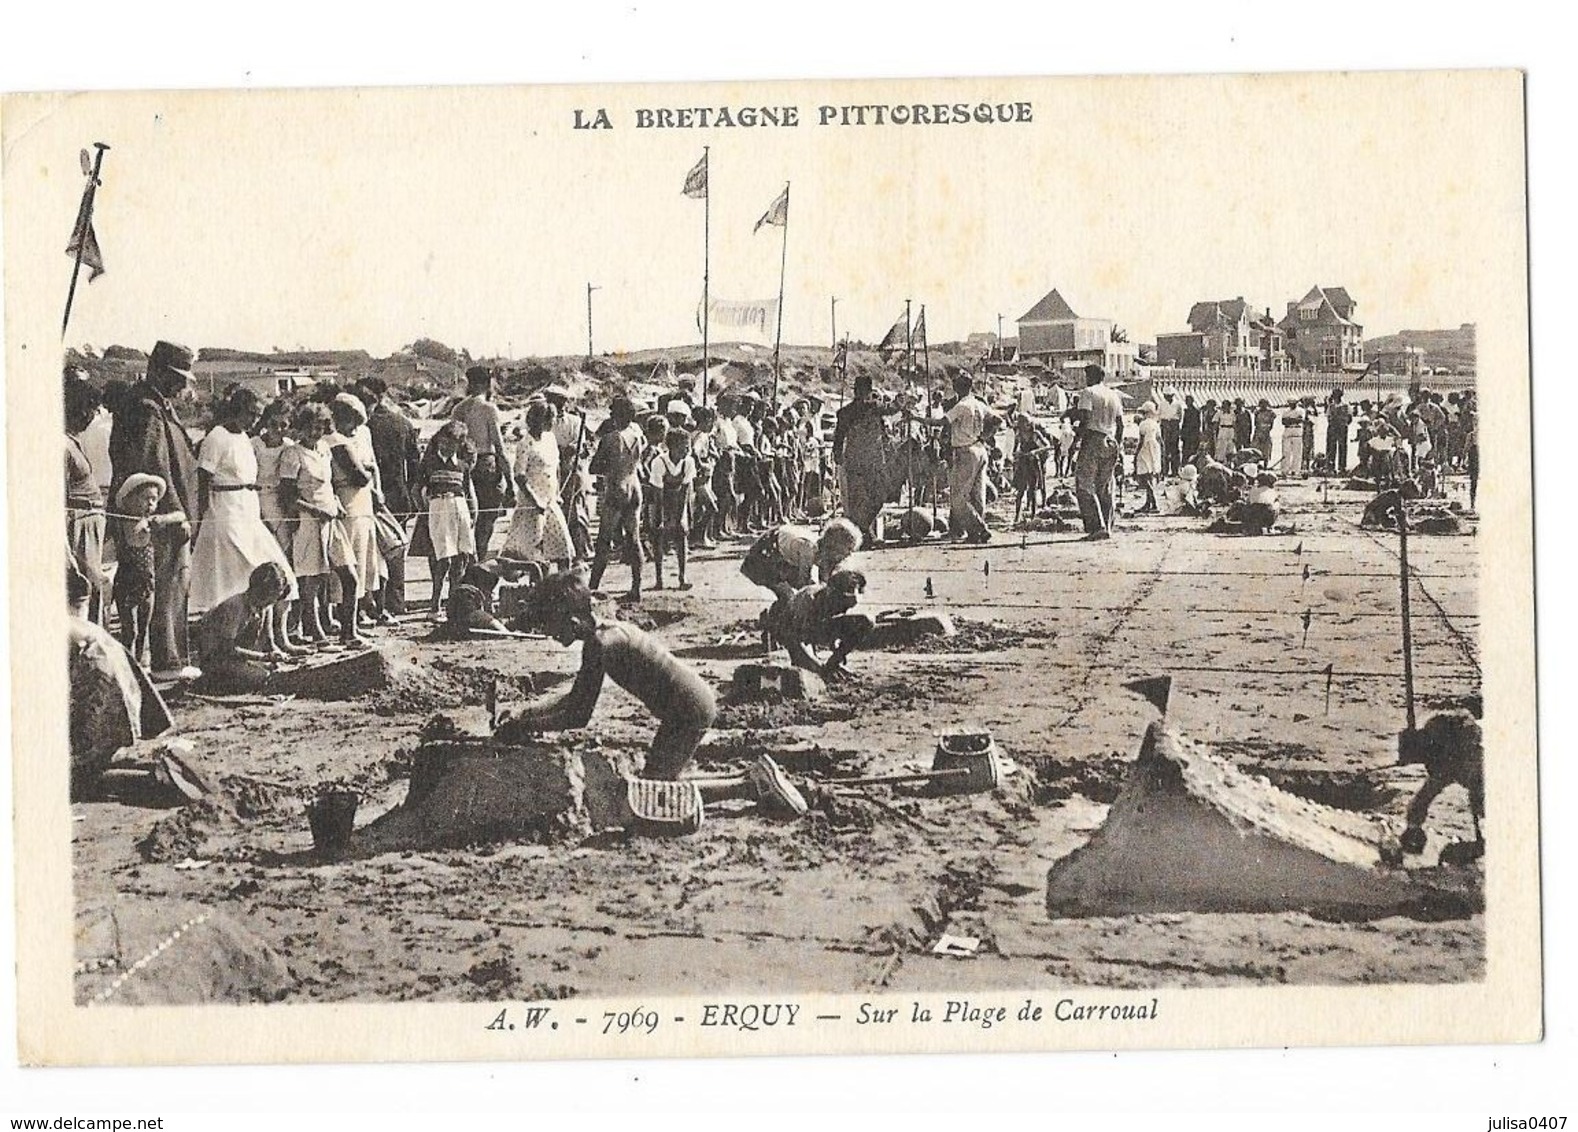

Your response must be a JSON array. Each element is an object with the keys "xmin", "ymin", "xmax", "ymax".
[{"xmin": 828, "ymin": 767, "xmax": 971, "ymax": 788}]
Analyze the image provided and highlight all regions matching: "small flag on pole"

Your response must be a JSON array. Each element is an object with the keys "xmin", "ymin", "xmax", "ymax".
[
  {"xmin": 682, "ymin": 152, "xmax": 708, "ymax": 199},
  {"xmin": 877, "ymin": 313, "xmax": 907, "ymax": 359},
  {"xmin": 66, "ymin": 181, "xmax": 105, "ymax": 281},
  {"xmin": 754, "ymin": 184, "xmax": 789, "ymax": 233},
  {"xmin": 1122, "ymin": 675, "xmax": 1174, "ymax": 716}
]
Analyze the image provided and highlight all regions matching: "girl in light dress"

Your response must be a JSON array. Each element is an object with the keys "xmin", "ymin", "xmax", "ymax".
[
  {"xmin": 253, "ymin": 399, "xmax": 297, "ymax": 556},
  {"xmin": 1279, "ymin": 400, "xmax": 1306, "ymax": 478},
  {"xmin": 189, "ymin": 386, "xmax": 301, "ymax": 656},
  {"xmin": 278, "ymin": 402, "xmax": 363, "ymax": 647},
  {"xmin": 502, "ymin": 399, "xmax": 574, "ymax": 574},
  {"xmin": 326, "ymin": 394, "xmax": 385, "ymax": 631},
  {"xmin": 1056, "ymin": 413, "xmax": 1077, "ymax": 478},
  {"xmin": 415, "ymin": 419, "xmax": 477, "ymax": 618},
  {"xmin": 1132, "ymin": 401, "xmax": 1163, "ymax": 514}
]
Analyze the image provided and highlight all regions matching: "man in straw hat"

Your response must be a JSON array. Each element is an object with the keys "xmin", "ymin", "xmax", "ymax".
[{"xmin": 108, "ymin": 341, "xmax": 202, "ymax": 680}]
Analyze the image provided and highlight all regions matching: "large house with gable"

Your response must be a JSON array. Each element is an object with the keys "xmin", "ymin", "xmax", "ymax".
[
  {"xmin": 1155, "ymin": 297, "xmax": 1256, "ymax": 370},
  {"xmin": 1278, "ymin": 285, "xmax": 1365, "ymax": 371},
  {"xmin": 1015, "ymin": 288, "xmax": 1136, "ymax": 379},
  {"xmin": 1154, "ymin": 297, "xmax": 1293, "ymax": 372}
]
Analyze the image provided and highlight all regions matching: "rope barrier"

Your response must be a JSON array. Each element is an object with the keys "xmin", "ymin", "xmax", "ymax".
[{"xmin": 87, "ymin": 912, "xmax": 210, "ymax": 1006}]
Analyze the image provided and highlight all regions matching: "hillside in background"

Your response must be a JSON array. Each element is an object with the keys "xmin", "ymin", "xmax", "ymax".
[{"xmin": 1365, "ymin": 324, "xmax": 1476, "ymax": 374}]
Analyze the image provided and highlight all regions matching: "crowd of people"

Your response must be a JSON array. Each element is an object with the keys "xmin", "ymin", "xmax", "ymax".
[
  {"xmin": 62, "ymin": 343, "xmax": 865, "ymax": 686},
  {"xmin": 63, "ymin": 343, "xmax": 1480, "ymax": 782},
  {"xmin": 988, "ymin": 372, "xmax": 1483, "ymax": 540},
  {"xmin": 65, "ymin": 344, "xmax": 425, "ymax": 684}
]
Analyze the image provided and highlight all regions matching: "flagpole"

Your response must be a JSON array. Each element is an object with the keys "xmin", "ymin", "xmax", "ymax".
[
  {"xmin": 904, "ymin": 298, "xmax": 914, "ymax": 529},
  {"xmin": 835, "ymin": 333, "xmax": 849, "ymax": 514},
  {"xmin": 702, "ymin": 147, "xmax": 711, "ymax": 407},
  {"xmin": 772, "ymin": 181, "xmax": 789, "ymax": 410},
  {"xmin": 838, "ymin": 334, "xmax": 849, "ymax": 408},
  {"xmin": 922, "ymin": 303, "xmax": 936, "ymax": 533},
  {"xmin": 63, "ymin": 142, "xmax": 109, "ymax": 340}
]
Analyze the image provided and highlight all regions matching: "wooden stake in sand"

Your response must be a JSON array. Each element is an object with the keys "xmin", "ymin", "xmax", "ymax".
[
  {"xmin": 1397, "ymin": 501, "xmax": 1417, "ymax": 731},
  {"xmin": 1323, "ymin": 663, "xmax": 1335, "ymax": 715}
]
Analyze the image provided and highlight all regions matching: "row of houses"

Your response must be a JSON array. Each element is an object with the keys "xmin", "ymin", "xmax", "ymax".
[
  {"xmin": 1000, "ymin": 283, "xmax": 1437, "ymax": 380},
  {"xmin": 1154, "ymin": 286, "xmax": 1364, "ymax": 373}
]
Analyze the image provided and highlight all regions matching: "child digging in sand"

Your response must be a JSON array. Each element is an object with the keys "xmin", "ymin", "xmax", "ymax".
[
  {"xmin": 764, "ymin": 568, "xmax": 874, "ymax": 684},
  {"xmin": 192, "ymin": 562, "xmax": 293, "ymax": 693},
  {"xmin": 494, "ymin": 571, "xmax": 716, "ymax": 780}
]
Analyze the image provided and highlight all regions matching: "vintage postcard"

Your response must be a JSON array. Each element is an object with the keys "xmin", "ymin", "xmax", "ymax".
[{"xmin": 3, "ymin": 70, "xmax": 1536, "ymax": 1066}]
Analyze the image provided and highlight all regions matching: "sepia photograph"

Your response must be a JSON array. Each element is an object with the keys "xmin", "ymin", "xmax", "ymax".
[{"xmin": 3, "ymin": 63, "xmax": 1539, "ymax": 1071}]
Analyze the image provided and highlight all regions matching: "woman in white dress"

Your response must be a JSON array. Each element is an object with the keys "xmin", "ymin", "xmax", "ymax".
[
  {"xmin": 1133, "ymin": 401, "xmax": 1163, "ymax": 513},
  {"xmin": 1279, "ymin": 401, "xmax": 1306, "ymax": 478},
  {"xmin": 326, "ymin": 394, "xmax": 386, "ymax": 629},
  {"xmin": 188, "ymin": 387, "xmax": 300, "ymax": 655},
  {"xmin": 502, "ymin": 399, "xmax": 574, "ymax": 572}
]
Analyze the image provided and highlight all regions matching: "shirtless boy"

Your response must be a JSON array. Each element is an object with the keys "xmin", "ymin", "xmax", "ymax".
[{"xmin": 494, "ymin": 571, "xmax": 716, "ymax": 779}]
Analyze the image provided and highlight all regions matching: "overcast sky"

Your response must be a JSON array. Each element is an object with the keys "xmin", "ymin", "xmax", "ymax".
[{"xmin": 8, "ymin": 71, "xmax": 1523, "ymax": 360}]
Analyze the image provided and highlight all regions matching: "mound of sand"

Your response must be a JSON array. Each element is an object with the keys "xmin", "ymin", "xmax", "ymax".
[
  {"xmin": 331, "ymin": 740, "xmax": 643, "ymax": 858},
  {"xmin": 76, "ymin": 900, "xmax": 294, "ymax": 1005},
  {"xmin": 1045, "ymin": 722, "xmax": 1481, "ymax": 920}
]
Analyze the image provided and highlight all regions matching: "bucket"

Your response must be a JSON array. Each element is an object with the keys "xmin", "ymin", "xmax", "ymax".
[
  {"xmin": 625, "ymin": 778, "xmax": 705, "ymax": 836},
  {"xmin": 930, "ymin": 731, "xmax": 1004, "ymax": 795},
  {"xmin": 307, "ymin": 790, "xmax": 361, "ymax": 859}
]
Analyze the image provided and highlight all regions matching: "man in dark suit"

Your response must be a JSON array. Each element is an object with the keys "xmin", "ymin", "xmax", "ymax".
[
  {"xmin": 356, "ymin": 376, "xmax": 421, "ymax": 614},
  {"xmin": 108, "ymin": 341, "xmax": 201, "ymax": 680}
]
